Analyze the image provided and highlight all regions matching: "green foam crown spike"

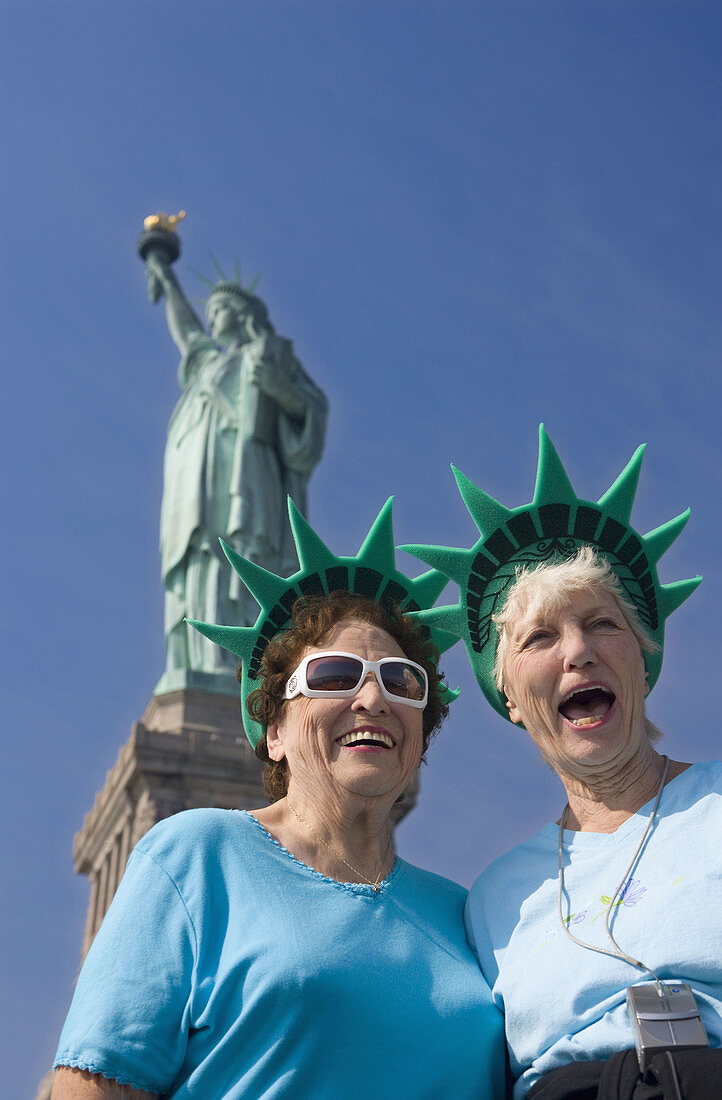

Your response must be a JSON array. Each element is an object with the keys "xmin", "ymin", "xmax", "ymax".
[
  {"xmin": 597, "ymin": 445, "xmax": 646, "ymax": 525},
  {"xmin": 188, "ymin": 497, "xmax": 456, "ymax": 748},
  {"xmin": 401, "ymin": 425, "xmax": 701, "ymax": 722},
  {"xmin": 532, "ymin": 429, "xmax": 578, "ymax": 506},
  {"xmin": 451, "ymin": 465, "xmax": 513, "ymax": 538}
]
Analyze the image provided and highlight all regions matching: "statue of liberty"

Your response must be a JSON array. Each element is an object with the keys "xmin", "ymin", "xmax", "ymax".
[{"xmin": 138, "ymin": 214, "xmax": 328, "ymax": 694}]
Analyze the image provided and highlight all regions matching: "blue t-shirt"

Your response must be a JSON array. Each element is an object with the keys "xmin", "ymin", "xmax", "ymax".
[
  {"xmin": 465, "ymin": 761, "xmax": 722, "ymax": 1098},
  {"xmin": 56, "ymin": 809, "xmax": 504, "ymax": 1098}
]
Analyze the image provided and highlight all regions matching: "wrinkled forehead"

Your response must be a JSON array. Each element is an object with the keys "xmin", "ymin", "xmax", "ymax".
[{"xmin": 306, "ymin": 618, "xmax": 405, "ymax": 659}]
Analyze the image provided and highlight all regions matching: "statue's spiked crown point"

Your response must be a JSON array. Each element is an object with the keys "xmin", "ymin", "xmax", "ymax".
[
  {"xmin": 402, "ymin": 425, "xmax": 701, "ymax": 721},
  {"xmin": 192, "ymin": 254, "xmax": 263, "ymax": 310},
  {"xmin": 188, "ymin": 498, "xmax": 456, "ymax": 748}
]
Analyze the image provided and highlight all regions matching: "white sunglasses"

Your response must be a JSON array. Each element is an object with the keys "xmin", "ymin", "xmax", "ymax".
[{"xmin": 284, "ymin": 651, "xmax": 429, "ymax": 708}]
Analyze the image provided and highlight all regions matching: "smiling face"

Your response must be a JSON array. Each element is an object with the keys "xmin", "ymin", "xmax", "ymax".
[
  {"xmin": 502, "ymin": 588, "xmax": 650, "ymax": 781},
  {"xmin": 265, "ymin": 619, "xmax": 424, "ymax": 806}
]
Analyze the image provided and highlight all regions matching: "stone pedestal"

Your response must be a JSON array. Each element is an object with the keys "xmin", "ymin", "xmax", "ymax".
[{"xmin": 73, "ymin": 689, "xmax": 266, "ymax": 957}]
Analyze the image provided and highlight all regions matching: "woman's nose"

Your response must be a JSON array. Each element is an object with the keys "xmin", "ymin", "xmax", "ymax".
[
  {"xmin": 561, "ymin": 626, "xmax": 596, "ymax": 671},
  {"xmin": 351, "ymin": 672, "xmax": 390, "ymax": 713}
]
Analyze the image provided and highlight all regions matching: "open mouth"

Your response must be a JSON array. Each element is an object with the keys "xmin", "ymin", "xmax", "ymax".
[
  {"xmin": 559, "ymin": 686, "xmax": 615, "ymax": 728},
  {"xmin": 336, "ymin": 729, "xmax": 395, "ymax": 749}
]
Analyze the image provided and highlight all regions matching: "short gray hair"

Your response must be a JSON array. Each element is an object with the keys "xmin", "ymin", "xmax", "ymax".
[{"xmin": 493, "ymin": 546, "xmax": 663, "ymax": 740}]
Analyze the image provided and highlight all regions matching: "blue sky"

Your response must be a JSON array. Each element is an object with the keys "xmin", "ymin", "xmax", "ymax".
[{"xmin": 2, "ymin": 2, "xmax": 720, "ymax": 1094}]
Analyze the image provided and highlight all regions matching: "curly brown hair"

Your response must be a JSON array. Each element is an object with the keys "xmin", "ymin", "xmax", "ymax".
[{"xmin": 243, "ymin": 591, "xmax": 450, "ymax": 802}]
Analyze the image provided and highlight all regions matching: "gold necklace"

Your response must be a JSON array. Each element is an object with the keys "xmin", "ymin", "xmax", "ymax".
[{"xmin": 286, "ymin": 803, "xmax": 392, "ymax": 892}]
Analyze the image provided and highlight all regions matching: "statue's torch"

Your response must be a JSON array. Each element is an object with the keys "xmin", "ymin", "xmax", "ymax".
[{"xmin": 137, "ymin": 210, "xmax": 186, "ymax": 303}]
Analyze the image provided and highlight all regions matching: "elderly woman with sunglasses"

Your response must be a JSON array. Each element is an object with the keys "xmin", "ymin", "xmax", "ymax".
[
  {"xmin": 52, "ymin": 504, "xmax": 504, "ymax": 1100},
  {"xmin": 407, "ymin": 431, "xmax": 721, "ymax": 1100}
]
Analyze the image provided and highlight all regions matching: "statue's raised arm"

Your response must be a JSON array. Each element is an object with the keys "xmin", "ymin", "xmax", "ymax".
[{"xmin": 138, "ymin": 212, "xmax": 205, "ymax": 356}]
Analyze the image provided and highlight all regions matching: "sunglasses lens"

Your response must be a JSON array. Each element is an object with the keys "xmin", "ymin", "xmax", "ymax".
[
  {"xmin": 380, "ymin": 662, "xmax": 427, "ymax": 701},
  {"xmin": 305, "ymin": 655, "xmax": 363, "ymax": 692}
]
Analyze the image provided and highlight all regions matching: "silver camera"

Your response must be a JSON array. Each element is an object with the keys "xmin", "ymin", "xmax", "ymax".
[{"xmin": 627, "ymin": 982, "xmax": 709, "ymax": 1072}]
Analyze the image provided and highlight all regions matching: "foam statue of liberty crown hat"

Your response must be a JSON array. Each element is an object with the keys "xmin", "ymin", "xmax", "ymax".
[
  {"xmin": 401, "ymin": 425, "xmax": 702, "ymax": 722},
  {"xmin": 187, "ymin": 498, "xmax": 460, "ymax": 748}
]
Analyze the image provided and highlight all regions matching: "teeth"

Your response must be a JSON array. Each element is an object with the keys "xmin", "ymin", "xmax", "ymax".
[
  {"xmin": 564, "ymin": 686, "xmax": 612, "ymax": 702},
  {"xmin": 337, "ymin": 730, "xmax": 394, "ymax": 748},
  {"xmin": 570, "ymin": 715, "xmax": 606, "ymax": 727}
]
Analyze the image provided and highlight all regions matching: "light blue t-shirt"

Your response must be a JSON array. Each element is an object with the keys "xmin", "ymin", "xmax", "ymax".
[
  {"xmin": 465, "ymin": 761, "xmax": 722, "ymax": 1099},
  {"xmin": 56, "ymin": 808, "xmax": 504, "ymax": 1098}
]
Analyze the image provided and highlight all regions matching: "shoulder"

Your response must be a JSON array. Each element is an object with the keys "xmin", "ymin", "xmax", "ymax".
[
  {"xmin": 393, "ymin": 861, "xmax": 488, "ymax": 963},
  {"xmin": 396, "ymin": 859, "xmax": 468, "ymax": 909},
  {"xmin": 181, "ymin": 332, "xmax": 217, "ymax": 363},
  {"xmin": 467, "ymin": 826, "xmax": 555, "ymax": 926},
  {"xmin": 662, "ymin": 761, "xmax": 722, "ymax": 826},
  {"xmin": 137, "ymin": 806, "xmax": 244, "ymax": 843},
  {"xmin": 471, "ymin": 824, "xmax": 554, "ymax": 891},
  {"xmin": 685, "ymin": 760, "xmax": 722, "ymax": 792},
  {"xmin": 121, "ymin": 810, "xmax": 267, "ymax": 917},
  {"xmin": 664, "ymin": 761, "xmax": 722, "ymax": 810},
  {"xmin": 178, "ymin": 333, "xmax": 218, "ymax": 385},
  {"xmin": 245, "ymin": 331, "xmax": 275, "ymax": 359},
  {"xmin": 134, "ymin": 808, "xmax": 250, "ymax": 872}
]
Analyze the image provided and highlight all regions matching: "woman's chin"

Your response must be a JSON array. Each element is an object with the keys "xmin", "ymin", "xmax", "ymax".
[
  {"xmin": 334, "ymin": 767, "xmax": 412, "ymax": 802},
  {"xmin": 563, "ymin": 718, "xmax": 618, "ymax": 750},
  {"xmin": 554, "ymin": 721, "xmax": 646, "ymax": 776}
]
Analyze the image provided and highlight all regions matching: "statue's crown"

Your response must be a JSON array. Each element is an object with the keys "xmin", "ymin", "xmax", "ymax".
[
  {"xmin": 207, "ymin": 280, "xmax": 253, "ymax": 302},
  {"xmin": 401, "ymin": 426, "xmax": 701, "ymax": 721},
  {"xmin": 198, "ymin": 256, "xmax": 261, "ymax": 309}
]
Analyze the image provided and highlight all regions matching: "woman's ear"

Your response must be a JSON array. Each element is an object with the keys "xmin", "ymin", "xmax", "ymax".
[
  {"xmin": 265, "ymin": 722, "xmax": 287, "ymax": 762},
  {"xmin": 504, "ymin": 689, "xmax": 523, "ymax": 725}
]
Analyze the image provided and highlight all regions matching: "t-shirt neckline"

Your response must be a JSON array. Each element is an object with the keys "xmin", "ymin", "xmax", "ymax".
[
  {"xmin": 239, "ymin": 809, "xmax": 401, "ymax": 895},
  {"xmin": 548, "ymin": 762, "xmax": 700, "ymax": 848}
]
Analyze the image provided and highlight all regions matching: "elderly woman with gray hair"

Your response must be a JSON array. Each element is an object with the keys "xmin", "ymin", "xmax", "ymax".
[{"xmin": 406, "ymin": 428, "xmax": 721, "ymax": 1100}]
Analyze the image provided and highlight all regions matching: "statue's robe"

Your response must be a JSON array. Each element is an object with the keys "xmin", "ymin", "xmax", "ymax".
[{"xmin": 160, "ymin": 331, "xmax": 327, "ymax": 674}]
